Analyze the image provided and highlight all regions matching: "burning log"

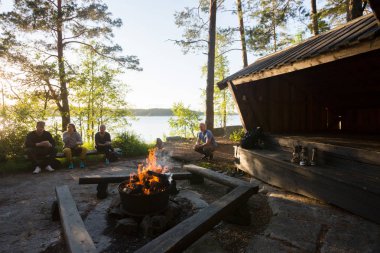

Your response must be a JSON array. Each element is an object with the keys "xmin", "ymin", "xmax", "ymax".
[{"xmin": 119, "ymin": 148, "xmax": 171, "ymax": 196}]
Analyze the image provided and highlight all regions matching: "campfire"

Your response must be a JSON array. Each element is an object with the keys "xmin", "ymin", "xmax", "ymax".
[
  {"xmin": 118, "ymin": 148, "xmax": 172, "ymax": 216},
  {"xmin": 120, "ymin": 148, "xmax": 170, "ymax": 195}
]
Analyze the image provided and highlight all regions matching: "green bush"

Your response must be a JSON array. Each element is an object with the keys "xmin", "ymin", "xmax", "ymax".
[
  {"xmin": 0, "ymin": 126, "xmax": 29, "ymax": 161},
  {"xmin": 229, "ymin": 128, "xmax": 245, "ymax": 142},
  {"xmin": 112, "ymin": 132, "xmax": 153, "ymax": 157}
]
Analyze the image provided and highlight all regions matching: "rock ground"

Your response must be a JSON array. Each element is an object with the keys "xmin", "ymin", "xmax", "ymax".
[{"xmin": 0, "ymin": 138, "xmax": 379, "ymax": 253}]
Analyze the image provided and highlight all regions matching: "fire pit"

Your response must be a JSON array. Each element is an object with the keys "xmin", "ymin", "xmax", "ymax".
[{"xmin": 118, "ymin": 149, "xmax": 172, "ymax": 216}]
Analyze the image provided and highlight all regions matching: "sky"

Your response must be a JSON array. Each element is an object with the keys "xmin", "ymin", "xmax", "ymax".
[{"xmin": 105, "ymin": 0, "xmax": 249, "ymax": 111}]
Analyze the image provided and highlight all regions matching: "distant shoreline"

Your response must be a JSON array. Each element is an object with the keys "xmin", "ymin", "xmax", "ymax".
[{"xmin": 131, "ymin": 108, "xmax": 238, "ymax": 117}]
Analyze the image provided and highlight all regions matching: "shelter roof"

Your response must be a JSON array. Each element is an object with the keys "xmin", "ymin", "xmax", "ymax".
[{"xmin": 218, "ymin": 14, "xmax": 380, "ymax": 89}]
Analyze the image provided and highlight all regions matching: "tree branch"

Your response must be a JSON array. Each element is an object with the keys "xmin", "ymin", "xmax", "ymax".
[
  {"xmin": 216, "ymin": 48, "xmax": 242, "ymax": 58},
  {"xmin": 62, "ymin": 40, "xmax": 127, "ymax": 67},
  {"xmin": 167, "ymin": 38, "xmax": 209, "ymax": 45}
]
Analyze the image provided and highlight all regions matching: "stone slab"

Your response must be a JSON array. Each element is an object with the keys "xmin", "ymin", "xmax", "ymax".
[
  {"xmin": 246, "ymin": 235, "xmax": 301, "ymax": 253},
  {"xmin": 175, "ymin": 189, "xmax": 209, "ymax": 210},
  {"xmin": 184, "ymin": 233, "xmax": 227, "ymax": 253}
]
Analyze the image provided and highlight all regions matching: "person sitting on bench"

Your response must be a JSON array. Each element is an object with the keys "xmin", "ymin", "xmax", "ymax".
[
  {"xmin": 25, "ymin": 121, "xmax": 57, "ymax": 174},
  {"xmin": 95, "ymin": 124, "xmax": 114, "ymax": 165},
  {"xmin": 194, "ymin": 122, "xmax": 217, "ymax": 160},
  {"xmin": 62, "ymin": 123, "xmax": 87, "ymax": 169}
]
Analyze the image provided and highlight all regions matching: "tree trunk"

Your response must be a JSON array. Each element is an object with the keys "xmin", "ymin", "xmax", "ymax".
[
  {"xmin": 272, "ymin": 1, "xmax": 277, "ymax": 52},
  {"xmin": 206, "ymin": 0, "xmax": 217, "ymax": 131},
  {"xmin": 223, "ymin": 90, "xmax": 227, "ymax": 130},
  {"xmin": 311, "ymin": 0, "xmax": 319, "ymax": 35},
  {"xmin": 236, "ymin": 0, "xmax": 248, "ymax": 67},
  {"xmin": 57, "ymin": 0, "xmax": 70, "ymax": 131},
  {"xmin": 1, "ymin": 82, "xmax": 5, "ymax": 116},
  {"xmin": 347, "ymin": 0, "xmax": 363, "ymax": 21}
]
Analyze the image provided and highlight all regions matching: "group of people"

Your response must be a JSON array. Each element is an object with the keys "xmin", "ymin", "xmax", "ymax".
[
  {"xmin": 25, "ymin": 121, "xmax": 114, "ymax": 174},
  {"xmin": 25, "ymin": 121, "xmax": 218, "ymax": 174}
]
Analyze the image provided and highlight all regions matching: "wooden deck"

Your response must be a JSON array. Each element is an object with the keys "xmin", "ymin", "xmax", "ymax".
[{"xmin": 235, "ymin": 135, "xmax": 380, "ymax": 224}]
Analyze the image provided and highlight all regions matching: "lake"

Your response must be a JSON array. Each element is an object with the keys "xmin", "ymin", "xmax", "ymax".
[{"xmin": 119, "ymin": 115, "xmax": 242, "ymax": 143}]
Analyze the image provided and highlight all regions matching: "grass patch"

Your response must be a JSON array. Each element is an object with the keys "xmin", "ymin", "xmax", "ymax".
[
  {"xmin": 0, "ymin": 159, "xmax": 33, "ymax": 174},
  {"xmin": 195, "ymin": 160, "xmax": 237, "ymax": 173},
  {"xmin": 0, "ymin": 154, "xmax": 109, "ymax": 174}
]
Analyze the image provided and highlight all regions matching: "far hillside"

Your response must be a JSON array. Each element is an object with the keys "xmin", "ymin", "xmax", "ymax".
[{"xmin": 131, "ymin": 108, "xmax": 203, "ymax": 116}]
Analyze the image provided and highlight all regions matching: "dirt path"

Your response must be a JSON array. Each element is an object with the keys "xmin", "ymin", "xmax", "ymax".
[{"xmin": 0, "ymin": 160, "xmax": 143, "ymax": 253}]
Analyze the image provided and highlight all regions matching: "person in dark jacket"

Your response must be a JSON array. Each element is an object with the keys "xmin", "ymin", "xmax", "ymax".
[
  {"xmin": 25, "ymin": 121, "xmax": 57, "ymax": 174},
  {"xmin": 95, "ymin": 124, "xmax": 114, "ymax": 165}
]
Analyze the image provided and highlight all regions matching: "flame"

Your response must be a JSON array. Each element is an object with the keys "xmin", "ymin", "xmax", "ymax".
[{"xmin": 123, "ymin": 148, "xmax": 169, "ymax": 195}]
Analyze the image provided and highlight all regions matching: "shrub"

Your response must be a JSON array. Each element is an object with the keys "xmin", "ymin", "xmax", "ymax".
[
  {"xmin": 0, "ymin": 126, "xmax": 29, "ymax": 161},
  {"xmin": 112, "ymin": 132, "xmax": 153, "ymax": 157},
  {"xmin": 168, "ymin": 102, "xmax": 200, "ymax": 138},
  {"xmin": 229, "ymin": 128, "xmax": 245, "ymax": 142}
]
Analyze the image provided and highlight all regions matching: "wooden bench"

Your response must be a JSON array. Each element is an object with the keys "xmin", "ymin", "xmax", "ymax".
[
  {"xmin": 78, "ymin": 172, "xmax": 197, "ymax": 199},
  {"xmin": 25, "ymin": 148, "xmax": 121, "ymax": 160},
  {"xmin": 55, "ymin": 150, "xmax": 99, "ymax": 158},
  {"xmin": 55, "ymin": 185, "xmax": 96, "ymax": 253}
]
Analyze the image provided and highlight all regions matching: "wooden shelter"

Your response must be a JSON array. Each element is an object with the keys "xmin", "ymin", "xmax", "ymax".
[
  {"xmin": 218, "ymin": 14, "xmax": 380, "ymax": 224},
  {"xmin": 218, "ymin": 14, "xmax": 380, "ymax": 134}
]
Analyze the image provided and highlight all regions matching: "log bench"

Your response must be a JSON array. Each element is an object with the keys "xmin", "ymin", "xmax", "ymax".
[
  {"xmin": 55, "ymin": 149, "xmax": 99, "ymax": 158},
  {"xmin": 78, "ymin": 172, "xmax": 198, "ymax": 199},
  {"xmin": 55, "ymin": 185, "xmax": 96, "ymax": 253}
]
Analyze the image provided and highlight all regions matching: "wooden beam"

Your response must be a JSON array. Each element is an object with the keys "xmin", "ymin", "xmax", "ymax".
[
  {"xmin": 233, "ymin": 37, "xmax": 380, "ymax": 85},
  {"xmin": 55, "ymin": 185, "xmax": 96, "ymax": 253},
  {"xmin": 184, "ymin": 164, "xmax": 259, "ymax": 190},
  {"xmin": 135, "ymin": 185, "xmax": 256, "ymax": 253},
  {"xmin": 227, "ymin": 81, "xmax": 247, "ymax": 131},
  {"xmin": 79, "ymin": 172, "xmax": 194, "ymax": 184}
]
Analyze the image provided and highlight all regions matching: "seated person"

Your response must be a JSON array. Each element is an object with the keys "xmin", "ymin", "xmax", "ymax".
[
  {"xmin": 25, "ymin": 121, "xmax": 57, "ymax": 174},
  {"xmin": 193, "ymin": 122, "xmax": 217, "ymax": 160},
  {"xmin": 62, "ymin": 123, "xmax": 87, "ymax": 169},
  {"xmin": 95, "ymin": 124, "xmax": 114, "ymax": 165}
]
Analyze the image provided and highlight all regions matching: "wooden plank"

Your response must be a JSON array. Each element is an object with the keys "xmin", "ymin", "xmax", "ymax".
[
  {"xmin": 184, "ymin": 164, "xmax": 259, "ymax": 190},
  {"xmin": 79, "ymin": 172, "xmax": 194, "ymax": 184},
  {"xmin": 56, "ymin": 150, "xmax": 99, "ymax": 158},
  {"xmin": 268, "ymin": 135, "xmax": 380, "ymax": 166},
  {"xmin": 237, "ymin": 147, "xmax": 380, "ymax": 224},
  {"xmin": 135, "ymin": 185, "xmax": 256, "ymax": 253},
  {"xmin": 55, "ymin": 185, "xmax": 97, "ymax": 253}
]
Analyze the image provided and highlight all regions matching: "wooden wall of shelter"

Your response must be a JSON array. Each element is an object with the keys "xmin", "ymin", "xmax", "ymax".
[{"xmin": 229, "ymin": 49, "xmax": 380, "ymax": 134}]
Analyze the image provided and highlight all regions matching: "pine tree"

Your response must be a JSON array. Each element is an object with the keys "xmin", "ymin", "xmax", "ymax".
[
  {"xmin": 246, "ymin": 0, "xmax": 302, "ymax": 55},
  {"xmin": 174, "ymin": 0, "xmax": 218, "ymax": 130},
  {"xmin": 0, "ymin": 0, "xmax": 140, "ymax": 131},
  {"xmin": 236, "ymin": 0, "xmax": 248, "ymax": 67}
]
